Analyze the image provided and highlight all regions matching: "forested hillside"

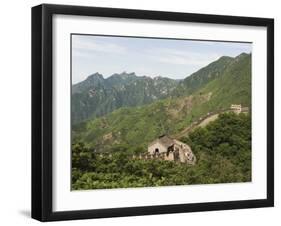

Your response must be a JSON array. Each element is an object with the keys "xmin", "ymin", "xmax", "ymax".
[{"xmin": 72, "ymin": 113, "xmax": 251, "ymax": 189}]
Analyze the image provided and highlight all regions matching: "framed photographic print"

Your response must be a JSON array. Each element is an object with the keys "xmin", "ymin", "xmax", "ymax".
[{"xmin": 32, "ymin": 4, "xmax": 274, "ymax": 221}]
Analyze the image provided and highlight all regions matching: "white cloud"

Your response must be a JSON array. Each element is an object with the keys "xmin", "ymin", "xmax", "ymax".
[
  {"xmin": 72, "ymin": 36, "xmax": 127, "ymax": 55},
  {"xmin": 146, "ymin": 47, "xmax": 220, "ymax": 66}
]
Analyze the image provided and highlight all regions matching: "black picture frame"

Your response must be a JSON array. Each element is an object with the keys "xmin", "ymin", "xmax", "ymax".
[{"xmin": 32, "ymin": 3, "xmax": 274, "ymax": 222}]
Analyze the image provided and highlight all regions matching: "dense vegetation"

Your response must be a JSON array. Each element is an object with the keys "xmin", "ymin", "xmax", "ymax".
[{"xmin": 72, "ymin": 113, "xmax": 251, "ymax": 190}]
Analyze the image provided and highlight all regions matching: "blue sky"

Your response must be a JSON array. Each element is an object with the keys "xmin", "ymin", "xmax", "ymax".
[{"xmin": 72, "ymin": 34, "xmax": 252, "ymax": 84}]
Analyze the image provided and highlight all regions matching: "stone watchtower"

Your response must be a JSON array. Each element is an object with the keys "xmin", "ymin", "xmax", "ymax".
[{"xmin": 147, "ymin": 135, "xmax": 196, "ymax": 164}]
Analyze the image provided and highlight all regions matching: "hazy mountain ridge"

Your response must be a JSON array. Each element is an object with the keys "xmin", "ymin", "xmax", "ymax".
[{"xmin": 72, "ymin": 71, "xmax": 179, "ymax": 124}]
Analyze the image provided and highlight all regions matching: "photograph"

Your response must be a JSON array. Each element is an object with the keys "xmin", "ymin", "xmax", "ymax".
[
  {"xmin": 71, "ymin": 34, "xmax": 252, "ymax": 190},
  {"xmin": 30, "ymin": 3, "xmax": 274, "ymax": 222}
]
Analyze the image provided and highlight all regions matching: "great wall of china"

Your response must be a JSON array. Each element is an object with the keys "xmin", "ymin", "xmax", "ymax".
[
  {"xmin": 174, "ymin": 105, "xmax": 249, "ymax": 139},
  {"xmin": 96, "ymin": 105, "xmax": 249, "ymax": 164}
]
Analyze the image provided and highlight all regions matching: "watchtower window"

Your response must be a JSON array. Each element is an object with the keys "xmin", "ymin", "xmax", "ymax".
[{"xmin": 154, "ymin": 148, "xmax": 159, "ymax": 154}]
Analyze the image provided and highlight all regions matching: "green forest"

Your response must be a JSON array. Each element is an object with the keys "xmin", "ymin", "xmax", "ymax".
[{"xmin": 72, "ymin": 113, "xmax": 251, "ymax": 190}]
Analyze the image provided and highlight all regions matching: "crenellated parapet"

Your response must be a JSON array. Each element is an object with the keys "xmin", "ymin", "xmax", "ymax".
[{"xmin": 96, "ymin": 151, "xmax": 195, "ymax": 165}]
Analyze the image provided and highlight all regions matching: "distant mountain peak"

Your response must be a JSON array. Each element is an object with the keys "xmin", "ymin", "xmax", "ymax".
[
  {"xmin": 111, "ymin": 71, "xmax": 136, "ymax": 79},
  {"xmin": 218, "ymin": 55, "xmax": 234, "ymax": 61},
  {"xmin": 72, "ymin": 71, "xmax": 179, "ymax": 124},
  {"xmin": 236, "ymin": 52, "xmax": 249, "ymax": 59},
  {"xmin": 121, "ymin": 71, "xmax": 136, "ymax": 75},
  {"xmin": 86, "ymin": 72, "xmax": 104, "ymax": 81},
  {"xmin": 118, "ymin": 71, "xmax": 136, "ymax": 78}
]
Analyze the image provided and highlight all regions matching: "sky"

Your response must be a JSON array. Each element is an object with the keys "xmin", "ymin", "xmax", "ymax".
[{"xmin": 72, "ymin": 34, "xmax": 252, "ymax": 84}]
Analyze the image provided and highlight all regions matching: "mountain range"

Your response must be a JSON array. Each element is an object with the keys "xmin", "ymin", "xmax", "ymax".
[
  {"xmin": 72, "ymin": 53, "xmax": 251, "ymax": 152},
  {"xmin": 72, "ymin": 72, "xmax": 179, "ymax": 124}
]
